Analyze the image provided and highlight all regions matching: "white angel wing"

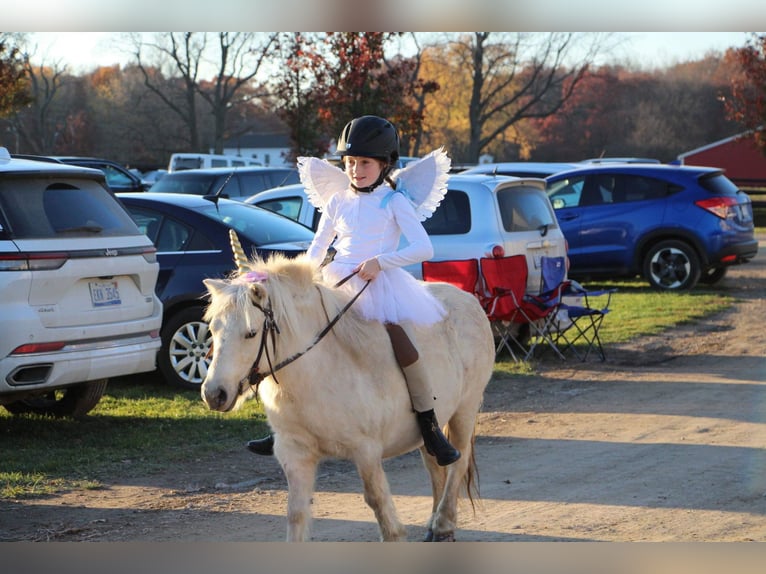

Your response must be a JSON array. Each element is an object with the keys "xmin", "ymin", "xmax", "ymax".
[
  {"xmin": 391, "ymin": 147, "xmax": 451, "ymax": 221},
  {"xmin": 296, "ymin": 157, "xmax": 348, "ymax": 211}
]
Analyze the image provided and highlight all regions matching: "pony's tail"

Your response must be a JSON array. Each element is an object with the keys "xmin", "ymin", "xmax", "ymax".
[{"xmin": 462, "ymin": 432, "xmax": 481, "ymax": 514}]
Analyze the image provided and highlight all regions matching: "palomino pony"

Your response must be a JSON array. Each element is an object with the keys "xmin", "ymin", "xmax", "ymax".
[{"xmin": 201, "ymin": 250, "xmax": 494, "ymax": 542}]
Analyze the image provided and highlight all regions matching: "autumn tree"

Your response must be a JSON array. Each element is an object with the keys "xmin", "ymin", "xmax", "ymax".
[
  {"xmin": 273, "ymin": 32, "xmax": 437, "ymax": 160},
  {"xmin": 0, "ymin": 35, "xmax": 31, "ymax": 121},
  {"xmin": 421, "ymin": 32, "xmax": 609, "ymax": 164},
  {"xmin": 725, "ymin": 33, "xmax": 766, "ymax": 152}
]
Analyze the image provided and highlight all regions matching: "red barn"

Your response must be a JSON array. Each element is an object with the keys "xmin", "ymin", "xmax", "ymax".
[{"xmin": 677, "ymin": 130, "xmax": 766, "ymax": 188}]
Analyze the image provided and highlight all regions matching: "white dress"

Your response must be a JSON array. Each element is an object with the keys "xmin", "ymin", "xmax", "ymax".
[{"xmin": 300, "ymin": 149, "xmax": 451, "ymax": 326}]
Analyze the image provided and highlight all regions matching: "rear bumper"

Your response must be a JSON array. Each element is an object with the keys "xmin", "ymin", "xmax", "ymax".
[
  {"xmin": 711, "ymin": 239, "xmax": 759, "ymax": 266},
  {"xmin": 1, "ymin": 333, "xmax": 160, "ymax": 394}
]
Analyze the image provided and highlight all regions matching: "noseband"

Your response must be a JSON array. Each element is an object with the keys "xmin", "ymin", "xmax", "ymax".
[{"xmin": 243, "ymin": 272, "xmax": 369, "ymax": 390}]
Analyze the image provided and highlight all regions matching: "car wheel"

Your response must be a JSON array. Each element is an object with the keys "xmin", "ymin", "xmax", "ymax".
[
  {"xmin": 2, "ymin": 379, "xmax": 108, "ymax": 418},
  {"xmin": 643, "ymin": 240, "xmax": 701, "ymax": 291},
  {"xmin": 158, "ymin": 306, "xmax": 212, "ymax": 390},
  {"xmin": 699, "ymin": 266, "xmax": 728, "ymax": 285}
]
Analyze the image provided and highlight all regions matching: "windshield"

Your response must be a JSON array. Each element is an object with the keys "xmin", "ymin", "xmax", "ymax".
[{"xmin": 197, "ymin": 201, "xmax": 314, "ymax": 245}]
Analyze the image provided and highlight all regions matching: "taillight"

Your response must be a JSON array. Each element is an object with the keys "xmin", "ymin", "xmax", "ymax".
[
  {"xmin": 695, "ymin": 196, "xmax": 738, "ymax": 219},
  {"xmin": 141, "ymin": 246, "xmax": 158, "ymax": 264},
  {"xmin": 12, "ymin": 342, "xmax": 66, "ymax": 354},
  {"xmin": 0, "ymin": 252, "xmax": 68, "ymax": 271},
  {"xmin": 491, "ymin": 245, "xmax": 505, "ymax": 258}
]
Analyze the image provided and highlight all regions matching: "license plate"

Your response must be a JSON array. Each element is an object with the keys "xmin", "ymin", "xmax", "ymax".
[{"xmin": 89, "ymin": 280, "xmax": 121, "ymax": 307}]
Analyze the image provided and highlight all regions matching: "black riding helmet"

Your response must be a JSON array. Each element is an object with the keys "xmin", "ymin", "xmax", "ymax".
[
  {"xmin": 336, "ymin": 116, "xmax": 400, "ymax": 193},
  {"xmin": 336, "ymin": 115, "xmax": 400, "ymax": 166}
]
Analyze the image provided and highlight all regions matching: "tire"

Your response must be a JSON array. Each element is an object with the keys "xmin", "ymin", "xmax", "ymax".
[
  {"xmin": 699, "ymin": 266, "xmax": 728, "ymax": 285},
  {"xmin": 3, "ymin": 379, "xmax": 108, "ymax": 418},
  {"xmin": 158, "ymin": 306, "xmax": 212, "ymax": 390},
  {"xmin": 643, "ymin": 239, "xmax": 701, "ymax": 291}
]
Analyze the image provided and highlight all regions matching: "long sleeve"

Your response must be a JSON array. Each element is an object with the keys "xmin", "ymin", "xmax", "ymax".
[{"xmin": 306, "ymin": 210, "xmax": 337, "ymax": 268}]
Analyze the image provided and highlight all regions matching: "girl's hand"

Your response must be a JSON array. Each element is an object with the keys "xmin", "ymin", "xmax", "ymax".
[{"xmin": 355, "ymin": 257, "xmax": 381, "ymax": 281}]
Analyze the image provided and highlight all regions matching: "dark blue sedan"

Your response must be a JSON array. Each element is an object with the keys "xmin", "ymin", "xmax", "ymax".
[{"xmin": 117, "ymin": 192, "xmax": 314, "ymax": 389}]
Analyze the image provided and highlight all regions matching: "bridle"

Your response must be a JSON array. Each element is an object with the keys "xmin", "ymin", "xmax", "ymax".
[{"xmin": 240, "ymin": 271, "xmax": 369, "ymax": 391}]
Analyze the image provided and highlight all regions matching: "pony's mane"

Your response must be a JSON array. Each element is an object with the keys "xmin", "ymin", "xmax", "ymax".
[{"xmin": 212, "ymin": 254, "xmax": 372, "ymax": 357}]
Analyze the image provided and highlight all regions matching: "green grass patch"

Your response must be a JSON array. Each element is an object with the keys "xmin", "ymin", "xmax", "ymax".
[
  {"xmin": 1, "ymin": 375, "xmax": 269, "ymax": 499},
  {"xmin": 493, "ymin": 278, "xmax": 734, "ymax": 369}
]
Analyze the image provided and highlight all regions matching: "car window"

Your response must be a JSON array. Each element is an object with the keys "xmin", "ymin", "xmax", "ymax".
[
  {"xmin": 269, "ymin": 170, "xmax": 300, "ymax": 188},
  {"xmin": 497, "ymin": 187, "xmax": 557, "ymax": 232},
  {"xmin": 422, "ymin": 189, "xmax": 470, "ymax": 235},
  {"xmin": 256, "ymin": 196, "xmax": 303, "ymax": 221},
  {"xmin": 0, "ymin": 177, "xmax": 140, "ymax": 238},
  {"xmin": 151, "ymin": 172, "xmax": 218, "ymax": 196},
  {"xmin": 614, "ymin": 175, "xmax": 670, "ymax": 202},
  {"xmin": 548, "ymin": 176, "xmax": 585, "ymax": 208},
  {"xmin": 98, "ymin": 164, "xmax": 135, "ymax": 188},
  {"xmin": 157, "ymin": 218, "xmax": 192, "ymax": 252},
  {"xmin": 237, "ymin": 173, "xmax": 270, "ymax": 197}
]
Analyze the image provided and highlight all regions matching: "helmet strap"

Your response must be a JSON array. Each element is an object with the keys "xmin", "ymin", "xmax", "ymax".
[{"xmin": 350, "ymin": 164, "xmax": 393, "ymax": 194}]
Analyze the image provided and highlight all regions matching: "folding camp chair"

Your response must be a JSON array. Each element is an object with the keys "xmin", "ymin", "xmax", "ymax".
[
  {"xmin": 479, "ymin": 255, "xmax": 564, "ymax": 361},
  {"xmin": 422, "ymin": 259, "xmax": 481, "ymax": 298},
  {"xmin": 539, "ymin": 256, "xmax": 616, "ymax": 362},
  {"xmin": 556, "ymin": 283, "xmax": 615, "ymax": 361}
]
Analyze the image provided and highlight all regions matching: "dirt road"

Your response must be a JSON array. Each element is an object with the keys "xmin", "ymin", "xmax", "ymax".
[{"xmin": 2, "ymin": 239, "xmax": 765, "ymax": 542}]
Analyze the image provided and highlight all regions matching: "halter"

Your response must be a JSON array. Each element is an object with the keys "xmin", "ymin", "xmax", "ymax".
[{"xmin": 242, "ymin": 271, "xmax": 369, "ymax": 391}]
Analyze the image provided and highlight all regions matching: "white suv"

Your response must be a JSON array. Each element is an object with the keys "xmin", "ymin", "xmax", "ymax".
[{"xmin": 0, "ymin": 148, "xmax": 163, "ymax": 417}]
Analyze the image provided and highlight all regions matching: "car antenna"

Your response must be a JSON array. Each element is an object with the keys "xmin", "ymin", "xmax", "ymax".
[{"xmin": 203, "ymin": 170, "xmax": 236, "ymax": 211}]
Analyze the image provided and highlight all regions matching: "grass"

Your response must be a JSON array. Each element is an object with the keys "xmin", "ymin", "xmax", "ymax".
[
  {"xmin": 0, "ymin": 280, "xmax": 739, "ymax": 499},
  {"xmin": 1, "ymin": 374, "xmax": 270, "ymax": 499}
]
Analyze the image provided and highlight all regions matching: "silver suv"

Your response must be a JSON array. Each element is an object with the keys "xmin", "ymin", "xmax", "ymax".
[
  {"xmin": 0, "ymin": 148, "xmax": 163, "ymax": 417},
  {"xmin": 247, "ymin": 173, "xmax": 568, "ymax": 293}
]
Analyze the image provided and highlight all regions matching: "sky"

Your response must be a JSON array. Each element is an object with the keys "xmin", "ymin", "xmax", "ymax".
[{"xmin": 25, "ymin": 32, "xmax": 757, "ymax": 75}]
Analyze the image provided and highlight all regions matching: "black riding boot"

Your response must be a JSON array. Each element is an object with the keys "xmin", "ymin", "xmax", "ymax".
[
  {"xmin": 416, "ymin": 409, "xmax": 460, "ymax": 466},
  {"xmin": 246, "ymin": 434, "xmax": 275, "ymax": 456}
]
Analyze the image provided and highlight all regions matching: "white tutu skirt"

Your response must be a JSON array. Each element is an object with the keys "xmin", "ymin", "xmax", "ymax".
[{"xmin": 323, "ymin": 261, "xmax": 447, "ymax": 326}]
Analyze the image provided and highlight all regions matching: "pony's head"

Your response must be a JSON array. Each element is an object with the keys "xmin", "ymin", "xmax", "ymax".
[{"xmin": 200, "ymin": 252, "xmax": 321, "ymax": 412}]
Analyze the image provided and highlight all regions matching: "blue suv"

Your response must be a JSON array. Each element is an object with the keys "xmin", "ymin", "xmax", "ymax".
[{"xmin": 546, "ymin": 164, "xmax": 758, "ymax": 290}]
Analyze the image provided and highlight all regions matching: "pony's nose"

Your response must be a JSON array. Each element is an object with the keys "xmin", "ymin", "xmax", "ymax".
[{"xmin": 202, "ymin": 385, "xmax": 228, "ymax": 412}]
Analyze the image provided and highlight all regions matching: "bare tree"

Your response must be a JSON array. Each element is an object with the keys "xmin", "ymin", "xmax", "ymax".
[
  {"xmin": 127, "ymin": 32, "xmax": 280, "ymax": 153},
  {"xmin": 431, "ymin": 32, "xmax": 609, "ymax": 163}
]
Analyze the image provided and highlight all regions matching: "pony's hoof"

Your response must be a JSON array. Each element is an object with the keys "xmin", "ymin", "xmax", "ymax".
[{"xmin": 423, "ymin": 529, "xmax": 455, "ymax": 542}]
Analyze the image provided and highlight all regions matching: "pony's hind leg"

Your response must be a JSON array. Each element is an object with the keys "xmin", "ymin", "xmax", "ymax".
[
  {"xmin": 354, "ymin": 451, "xmax": 407, "ymax": 541},
  {"xmin": 423, "ymin": 412, "xmax": 477, "ymax": 541}
]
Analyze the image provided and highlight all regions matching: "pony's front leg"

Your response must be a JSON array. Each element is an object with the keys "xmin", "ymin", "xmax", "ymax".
[
  {"xmin": 355, "ymin": 451, "xmax": 407, "ymax": 541},
  {"xmin": 281, "ymin": 453, "xmax": 319, "ymax": 542}
]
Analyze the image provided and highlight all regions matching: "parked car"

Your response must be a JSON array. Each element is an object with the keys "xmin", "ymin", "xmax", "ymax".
[
  {"xmin": 12, "ymin": 154, "xmax": 148, "ymax": 193},
  {"xmin": 459, "ymin": 161, "xmax": 582, "ymax": 178},
  {"xmin": 246, "ymin": 173, "xmax": 568, "ymax": 293},
  {"xmin": 148, "ymin": 165, "xmax": 300, "ymax": 201},
  {"xmin": 545, "ymin": 163, "xmax": 759, "ymax": 290},
  {"xmin": 51, "ymin": 156, "xmax": 149, "ymax": 193},
  {"xmin": 117, "ymin": 192, "xmax": 314, "ymax": 389},
  {"xmin": 0, "ymin": 148, "xmax": 163, "ymax": 417}
]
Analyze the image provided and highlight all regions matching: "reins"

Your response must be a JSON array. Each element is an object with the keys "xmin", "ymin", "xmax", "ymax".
[{"xmin": 245, "ymin": 271, "xmax": 369, "ymax": 389}]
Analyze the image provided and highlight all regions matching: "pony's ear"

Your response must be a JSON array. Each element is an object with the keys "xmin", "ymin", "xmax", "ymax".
[
  {"xmin": 246, "ymin": 281, "xmax": 268, "ymax": 306},
  {"xmin": 203, "ymin": 278, "xmax": 229, "ymax": 297}
]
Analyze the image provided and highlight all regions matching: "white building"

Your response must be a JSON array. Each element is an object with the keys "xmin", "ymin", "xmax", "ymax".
[{"xmin": 215, "ymin": 133, "xmax": 293, "ymax": 167}]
